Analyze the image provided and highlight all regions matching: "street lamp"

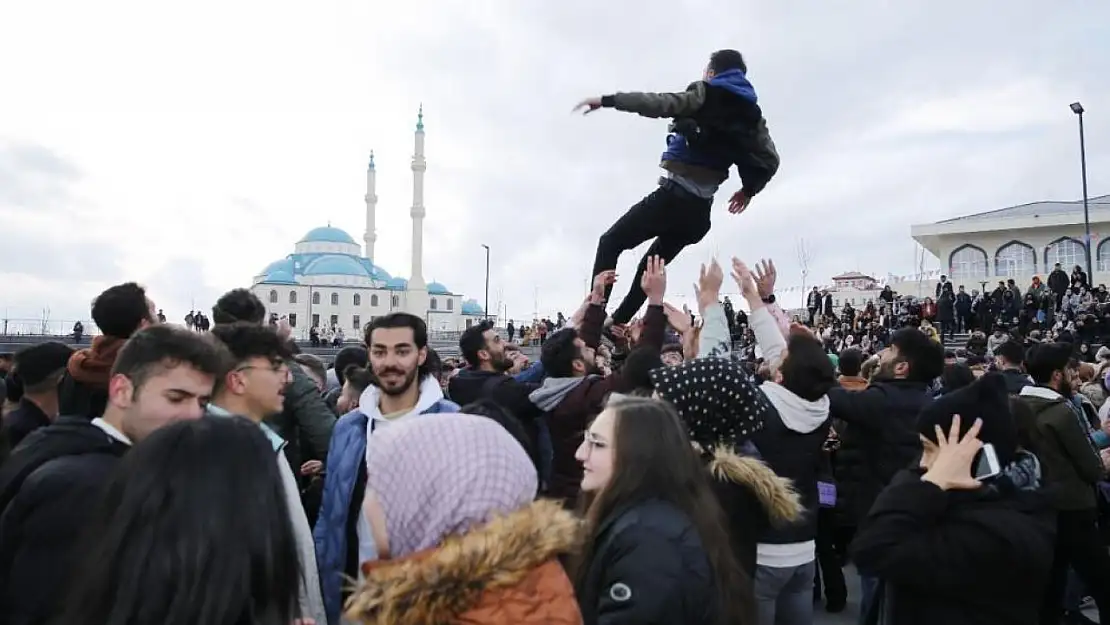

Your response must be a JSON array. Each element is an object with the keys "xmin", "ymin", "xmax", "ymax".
[
  {"xmin": 1071, "ymin": 101, "xmax": 1092, "ymax": 276},
  {"xmin": 480, "ymin": 244, "xmax": 490, "ymax": 323}
]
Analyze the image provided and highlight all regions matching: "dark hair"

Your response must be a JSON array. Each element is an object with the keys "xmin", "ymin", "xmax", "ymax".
[
  {"xmin": 212, "ymin": 288, "xmax": 267, "ymax": 325},
  {"xmin": 91, "ymin": 282, "xmax": 152, "ymax": 338},
  {"xmin": 423, "ymin": 348, "xmax": 444, "ymax": 380},
  {"xmin": 365, "ymin": 313, "xmax": 428, "ymax": 349},
  {"xmin": 709, "ymin": 49, "xmax": 747, "ymax": 74},
  {"xmin": 210, "ymin": 323, "xmax": 291, "ymax": 366},
  {"xmin": 838, "ymin": 348, "xmax": 864, "ymax": 377},
  {"xmin": 333, "ymin": 346, "xmax": 369, "ymax": 386},
  {"xmin": 540, "ymin": 328, "xmax": 582, "ymax": 378},
  {"xmin": 621, "ymin": 346, "xmax": 666, "ymax": 393},
  {"xmin": 111, "ymin": 325, "xmax": 230, "ymax": 393},
  {"xmin": 940, "ymin": 363, "xmax": 976, "ymax": 394},
  {"xmin": 60, "ymin": 417, "xmax": 302, "ymax": 625},
  {"xmin": 571, "ymin": 397, "xmax": 753, "ymax": 625},
  {"xmin": 779, "ymin": 334, "xmax": 837, "ymax": 402},
  {"xmin": 661, "ymin": 343, "xmax": 684, "ymax": 357},
  {"xmin": 458, "ymin": 320, "xmax": 494, "ymax": 368},
  {"xmin": 995, "ymin": 340, "xmax": 1024, "ymax": 367},
  {"xmin": 890, "ymin": 327, "xmax": 945, "ymax": 383},
  {"xmin": 342, "ymin": 364, "xmax": 375, "ymax": 395},
  {"xmin": 1025, "ymin": 342, "xmax": 1073, "ymax": 385},
  {"xmin": 461, "ymin": 398, "xmax": 538, "ymax": 481}
]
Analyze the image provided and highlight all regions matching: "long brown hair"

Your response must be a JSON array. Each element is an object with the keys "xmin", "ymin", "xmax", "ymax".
[{"xmin": 570, "ymin": 396, "xmax": 753, "ymax": 625}]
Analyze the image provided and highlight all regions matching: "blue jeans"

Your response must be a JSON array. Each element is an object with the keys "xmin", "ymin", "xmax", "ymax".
[
  {"xmin": 755, "ymin": 561, "xmax": 816, "ymax": 625},
  {"xmin": 859, "ymin": 574, "xmax": 879, "ymax": 625}
]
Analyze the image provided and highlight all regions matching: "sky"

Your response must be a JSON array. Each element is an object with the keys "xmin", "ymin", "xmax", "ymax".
[{"xmin": 1, "ymin": 0, "xmax": 1108, "ymax": 331}]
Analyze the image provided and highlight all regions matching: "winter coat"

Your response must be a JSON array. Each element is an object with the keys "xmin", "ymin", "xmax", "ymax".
[
  {"xmin": 852, "ymin": 470, "xmax": 1055, "ymax": 625},
  {"xmin": 1017, "ymin": 386, "xmax": 1106, "ymax": 511},
  {"xmin": 265, "ymin": 361, "xmax": 337, "ymax": 473},
  {"xmin": 576, "ymin": 499, "xmax": 720, "ymax": 625},
  {"xmin": 936, "ymin": 292, "xmax": 955, "ymax": 323},
  {"xmin": 707, "ymin": 446, "xmax": 803, "ymax": 578},
  {"xmin": 344, "ymin": 500, "xmax": 581, "ymax": 625}
]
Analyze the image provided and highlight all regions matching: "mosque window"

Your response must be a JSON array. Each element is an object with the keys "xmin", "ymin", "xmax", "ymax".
[
  {"xmin": 288, "ymin": 313, "xmax": 297, "ymax": 328},
  {"xmin": 1044, "ymin": 237, "xmax": 1087, "ymax": 272},
  {"xmin": 353, "ymin": 294, "xmax": 361, "ymax": 306},
  {"xmin": 352, "ymin": 314, "xmax": 360, "ymax": 330},
  {"xmin": 430, "ymin": 298, "xmax": 438, "ymax": 310},
  {"xmin": 1099, "ymin": 240, "xmax": 1110, "ymax": 272},
  {"xmin": 994, "ymin": 241, "xmax": 1036, "ymax": 277},
  {"xmin": 311, "ymin": 313, "xmax": 319, "ymax": 328},
  {"xmin": 392, "ymin": 295, "xmax": 400, "ymax": 308},
  {"xmin": 447, "ymin": 299, "xmax": 453, "ymax": 311},
  {"xmin": 289, "ymin": 291, "xmax": 297, "ymax": 304},
  {"xmin": 371, "ymin": 294, "xmax": 379, "ymax": 307},
  {"xmin": 269, "ymin": 290, "xmax": 278, "ymax": 304},
  {"xmin": 948, "ymin": 245, "xmax": 989, "ymax": 281},
  {"xmin": 312, "ymin": 292, "xmax": 321, "ymax": 305},
  {"xmin": 330, "ymin": 292, "xmax": 339, "ymax": 306}
]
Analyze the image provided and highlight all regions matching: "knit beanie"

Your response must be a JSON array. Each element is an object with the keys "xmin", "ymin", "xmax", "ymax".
[{"xmin": 365, "ymin": 413, "xmax": 537, "ymax": 559}]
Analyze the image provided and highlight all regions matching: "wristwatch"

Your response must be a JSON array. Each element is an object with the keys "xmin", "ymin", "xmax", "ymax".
[{"xmin": 761, "ymin": 294, "xmax": 776, "ymax": 304}]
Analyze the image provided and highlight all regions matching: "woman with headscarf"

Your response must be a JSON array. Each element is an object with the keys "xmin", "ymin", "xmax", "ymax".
[
  {"xmin": 344, "ymin": 413, "xmax": 580, "ymax": 625},
  {"xmin": 650, "ymin": 357, "xmax": 803, "ymax": 582}
]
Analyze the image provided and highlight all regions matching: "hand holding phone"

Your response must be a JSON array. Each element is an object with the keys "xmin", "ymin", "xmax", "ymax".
[{"xmin": 922, "ymin": 414, "xmax": 987, "ymax": 491}]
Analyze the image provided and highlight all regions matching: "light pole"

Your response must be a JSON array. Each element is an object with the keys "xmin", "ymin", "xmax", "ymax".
[
  {"xmin": 480, "ymin": 244, "xmax": 490, "ymax": 323},
  {"xmin": 1071, "ymin": 101, "xmax": 1092, "ymax": 276}
]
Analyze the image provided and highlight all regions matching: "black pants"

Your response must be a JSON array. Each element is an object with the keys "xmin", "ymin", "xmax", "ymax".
[
  {"xmin": 592, "ymin": 180, "xmax": 712, "ymax": 324},
  {"xmin": 1041, "ymin": 509, "xmax": 1110, "ymax": 624},
  {"xmin": 813, "ymin": 507, "xmax": 847, "ymax": 607}
]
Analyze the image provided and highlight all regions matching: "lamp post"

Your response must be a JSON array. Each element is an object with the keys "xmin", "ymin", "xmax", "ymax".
[
  {"xmin": 1071, "ymin": 101, "xmax": 1092, "ymax": 276},
  {"xmin": 480, "ymin": 244, "xmax": 490, "ymax": 323}
]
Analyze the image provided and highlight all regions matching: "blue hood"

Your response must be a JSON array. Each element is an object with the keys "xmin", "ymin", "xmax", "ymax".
[{"xmin": 708, "ymin": 69, "xmax": 757, "ymax": 103}]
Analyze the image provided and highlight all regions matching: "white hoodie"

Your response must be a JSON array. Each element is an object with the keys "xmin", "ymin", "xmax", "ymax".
[
  {"xmin": 749, "ymin": 306, "xmax": 831, "ymax": 568},
  {"xmin": 353, "ymin": 375, "xmax": 449, "ymax": 567}
]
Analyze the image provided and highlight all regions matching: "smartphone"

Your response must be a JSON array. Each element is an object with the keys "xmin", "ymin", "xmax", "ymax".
[{"xmin": 973, "ymin": 443, "xmax": 1002, "ymax": 480}]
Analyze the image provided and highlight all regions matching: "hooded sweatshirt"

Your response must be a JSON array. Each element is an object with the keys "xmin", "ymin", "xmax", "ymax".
[{"xmin": 748, "ymin": 306, "xmax": 831, "ymax": 568}]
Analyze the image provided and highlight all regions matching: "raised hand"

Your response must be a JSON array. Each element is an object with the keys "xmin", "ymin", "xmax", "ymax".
[
  {"xmin": 573, "ymin": 97, "xmax": 603, "ymax": 115},
  {"xmin": 921, "ymin": 414, "xmax": 985, "ymax": 491},
  {"xmin": 641, "ymin": 255, "xmax": 667, "ymax": 304},
  {"xmin": 592, "ymin": 270, "xmax": 618, "ymax": 301},
  {"xmin": 752, "ymin": 259, "xmax": 777, "ymax": 300},
  {"xmin": 693, "ymin": 258, "xmax": 724, "ymax": 311},
  {"xmin": 728, "ymin": 189, "xmax": 751, "ymax": 214},
  {"xmin": 730, "ymin": 257, "xmax": 760, "ymax": 303},
  {"xmin": 663, "ymin": 303, "xmax": 692, "ymax": 335}
]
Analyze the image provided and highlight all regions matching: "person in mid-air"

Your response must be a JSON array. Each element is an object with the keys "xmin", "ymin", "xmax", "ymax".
[{"xmin": 575, "ymin": 49, "xmax": 779, "ymax": 327}]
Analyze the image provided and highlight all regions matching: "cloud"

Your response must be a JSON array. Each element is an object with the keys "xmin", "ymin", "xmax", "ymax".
[{"xmin": 1, "ymin": 0, "xmax": 1108, "ymax": 323}]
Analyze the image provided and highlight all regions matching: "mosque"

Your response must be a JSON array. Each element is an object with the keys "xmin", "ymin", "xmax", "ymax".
[{"xmin": 250, "ymin": 108, "xmax": 486, "ymax": 335}]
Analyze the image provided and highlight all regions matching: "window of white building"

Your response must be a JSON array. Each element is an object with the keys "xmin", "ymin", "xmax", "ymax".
[
  {"xmin": 330, "ymin": 292, "xmax": 339, "ymax": 306},
  {"xmin": 312, "ymin": 292, "xmax": 320, "ymax": 305},
  {"xmin": 289, "ymin": 291, "xmax": 297, "ymax": 304},
  {"xmin": 352, "ymin": 314, "xmax": 360, "ymax": 330},
  {"xmin": 288, "ymin": 313, "xmax": 297, "ymax": 328},
  {"xmin": 994, "ymin": 242, "xmax": 1035, "ymax": 277},
  {"xmin": 447, "ymin": 299, "xmax": 453, "ymax": 311},
  {"xmin": 371, "ymin": 294, "xmax": 379, "ymax": 307},
  {"xmin": 1045, "ymin": 238, "xmax": 1086, "ymax": 272},
  {"xmin": 948, "ymin": 245, "xmax": 989, "ymax": 281},
  {"xmin": 353, "ymin": 294, "xmax": 361, "ymax": 306},
  {"xmin": 269, "ymin": 290, "xmax": 278, "ymax": 304}
]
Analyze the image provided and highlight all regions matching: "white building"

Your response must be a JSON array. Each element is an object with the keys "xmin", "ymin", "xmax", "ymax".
[
  {"xmin": 911, "ymin": 194, "xmax": 1110, "ymax": 290},
  {"xmin": 250, "ymin": 108, "xmax": 486, "ymax": 336}
]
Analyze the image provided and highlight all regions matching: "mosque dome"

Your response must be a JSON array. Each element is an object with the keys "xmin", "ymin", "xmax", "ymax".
[
  {"xmin": 385, "ymin": 277, "xmax": 408, "ymax": 291},
  {"xmin": 303, "ymin": 255, "xmax": 371, "ymax": 277},
  {"xmin": 427, "ymin": 281, "xmax": 450, "ymax": 294},
  {"xmin": 261, "ymin": 270, "xmax": 298, "ymax": 285},
  {"xmin": 461, "ymin": 299, "xmax": 484, "ymax": 315},
  {"xmin": 298, "ymin": 226, "xmax": 357, "ymax": 245},
  {"xmin": 259, "ymin": 258, "xmax": 294, "ymax": 276}
]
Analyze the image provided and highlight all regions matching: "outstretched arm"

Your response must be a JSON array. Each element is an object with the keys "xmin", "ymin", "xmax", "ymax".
[{"xmin": 574, "ymin": 82, "xmax": 707, "ymax": 119}]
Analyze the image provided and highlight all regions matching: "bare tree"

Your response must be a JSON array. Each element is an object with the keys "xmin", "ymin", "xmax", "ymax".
[{"xmin": 797, "ymin": 238, "xmax": 815, "ymax": 306}]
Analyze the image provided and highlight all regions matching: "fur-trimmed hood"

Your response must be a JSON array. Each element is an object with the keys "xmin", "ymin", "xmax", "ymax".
[
  {"xmin": 344, "ymin": 499, "xmax": 583, "ymax": 625},
  {"xmin": 708, "ymin": 446, "xmax": 803, "ymax": 525}
]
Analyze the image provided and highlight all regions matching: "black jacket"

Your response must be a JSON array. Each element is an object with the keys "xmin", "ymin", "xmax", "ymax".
[
  {"xmin": 0, "ymin": 417, "xmax": 130, "ymax": 625},
  {"xmin": 829, "ymin": 380, "xmax": 932, "ymax": 525},
  {"xmin": 577, "ymin": 499, "xmax": 719, "ymax": 625},
  {"xmin": 851, "ymin": 471, "xmax": 1055, "ymax": 625},
  {"xmin": 264, "ymin": 362, "xmax": 336, "ymax": 475},
  {"xmin": 752, "ymin": 405, "xmax": 830, "ymax": 544},
  {"xmin": 447, "ymin": 368, "xmax": 542, "ymax": 421},
  {"xmin": 0, "ymin": 399, "xmax": 51, "ymax": 450}
]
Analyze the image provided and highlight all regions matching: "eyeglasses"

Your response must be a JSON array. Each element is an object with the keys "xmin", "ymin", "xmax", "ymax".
[
  {"xmin": 583, "ymin": 431, "xmax": 609, "ymax": 451},
  {"xmin": 235, "ymin": 359, "xmax": 288, "ymax": 375}
]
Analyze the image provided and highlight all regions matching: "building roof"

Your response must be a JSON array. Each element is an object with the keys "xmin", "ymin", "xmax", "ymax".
[
  {"xmin": 933, "ymin": 194, "xmax": 1110, "ymax": 225},
  {"xmin": 385, "ymin": 277, "xmax": 408, "ymax": 291},
  {"xmin": 461, "ymin": 299, "xmax": 484, "ymax": 315},
  {"xmin": 302, "ymin": 254, "xmax": 370, "ymax": 277},
  {"xmin": 832, "ymin": 271, "xmax": 876, "ymax": 281},
  {"xmin": 427, "ymin": 281, "xmax": 450, "ymax": 294},
  {"xmin": 298, "ymin": 226, "xmax": 358, "ymax": 245}
]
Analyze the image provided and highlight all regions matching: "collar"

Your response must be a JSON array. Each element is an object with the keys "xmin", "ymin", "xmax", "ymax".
[
  {"xmin": 1019, "ymin": 385, "xmax": 1064, "ymax": 401},
  {"xmin": 207, "ymin": 403, "xmax": 287, "ymax": 453},
  {"xmin": 91, "ymin": 417, "xmax": 132, "ymax": 446}
]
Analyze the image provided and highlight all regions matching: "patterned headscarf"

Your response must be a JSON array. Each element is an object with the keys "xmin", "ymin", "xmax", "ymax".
[
  {"xmin": 650, "ymin": 358, "xmax": 774, "ymax": 446},
  {"xmin": 365, "ymin": 413, "xmax": 538, "ymax": 559}
]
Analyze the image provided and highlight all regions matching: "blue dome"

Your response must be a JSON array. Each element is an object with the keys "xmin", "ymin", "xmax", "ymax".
[
  {"xmin": 303, "ymin": 255, "xmax": 371, "ymax": 277},
  {"xmin": 385, "ymin": 277, "xmax": 408, "ymax": 291},
  {"xmin": 299, "ymin": 226, "xmax": 357, "ymax": 245},
  {"xmin": 427, "ymin": 281, "xmax": 450, "ymax": 294},
  {"xmin": 461, "ymin": 299, "xmax": 484, "ymax": 315},
  {"xmin": 259, "ymin": 258, "xmax": 294, "ymax": 276},
  {"xmin": 261, "ymin": 270, "xmax": 298, "ymax": 285},
  {"xmin": 357, "ymin": 258, "xmax": 392, "ymax": 281}
]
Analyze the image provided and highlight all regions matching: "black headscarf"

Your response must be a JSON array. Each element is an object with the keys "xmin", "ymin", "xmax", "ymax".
[{"xmin": 650, "ymin": 358, "xmax": 775, "ymax": 447}]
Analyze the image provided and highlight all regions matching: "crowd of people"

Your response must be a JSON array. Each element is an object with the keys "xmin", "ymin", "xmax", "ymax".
[{"xmin": 0, "ymin": 247, "xmax": 1108, "ymax": 625}]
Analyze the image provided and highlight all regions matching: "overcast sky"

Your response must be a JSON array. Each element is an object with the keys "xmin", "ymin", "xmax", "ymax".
[{"xmin": 1, "ymin": 0, "xmax": 1107, "ymax": 328}]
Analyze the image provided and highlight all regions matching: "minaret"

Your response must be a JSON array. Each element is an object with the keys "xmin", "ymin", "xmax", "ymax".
[
  {"xmin": 363, "ymin": 151, "xmax": 377, "ymax": 262},
  {"xmin": 406, "ymin": 105, "xmax": 429, "ymax": 316}
]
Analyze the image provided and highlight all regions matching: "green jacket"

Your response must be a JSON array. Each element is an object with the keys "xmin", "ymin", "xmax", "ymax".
[
  {"xmin": 1019, "ymin": 386, "xmax": 1105, "ymax": 510},
  {"xmin": 263, "ymin": 362, "xmax": 336, "ymax": 473}
]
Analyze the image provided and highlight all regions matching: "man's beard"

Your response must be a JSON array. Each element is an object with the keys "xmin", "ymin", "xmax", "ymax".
[
  {"xmin": 376, "ymin": 366, "xmax": 420, "ymax": 397},
  {"xmin": 493, "ymin": 356, "xmax": 514, "ymax": 373},
  {"xmin": 1059, "ymin": 378, "xmax": 1073, "ymax": 399}
]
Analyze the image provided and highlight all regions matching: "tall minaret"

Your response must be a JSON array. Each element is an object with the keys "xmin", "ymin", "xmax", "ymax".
[
  {"xmin": 405, "ymin": 105, "xmax": 429, "ymax": 316},
  {"xmin": 363, "ymin": 151, "xmax": 377, "ymax": 262}
]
